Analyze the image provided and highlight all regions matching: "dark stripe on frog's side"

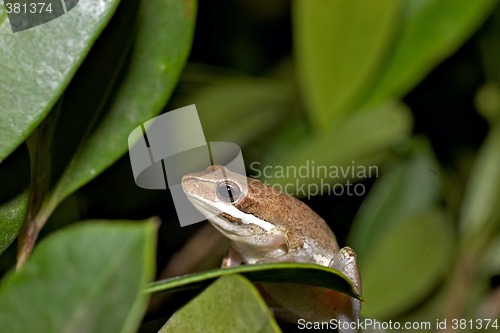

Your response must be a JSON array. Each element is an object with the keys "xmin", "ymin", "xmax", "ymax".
[{"xmin": 220, "ymin": 212, "xmax": 243, "ymax": 225}]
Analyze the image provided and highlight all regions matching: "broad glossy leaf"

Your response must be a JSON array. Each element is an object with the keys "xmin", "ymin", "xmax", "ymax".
[
  {"xmin": 348, "ymin": 139, "xmax": 441, "ymax": 261},
  {"xmin": 364, "ymin": 0, "xmax": 497, "ymax": 106},
  {"xmin": 146, "ymin": 262, "xmax": 361, "ymax": 300},
  {"xmin": 0, "ymin": 147, "xmax": 29, "ymax": 255},
  {"xmin": 0, "ymin": 220, "xmax": 157, "ymax": 333},
  {"xmin": 160, "ymin": 275, "xmax": 281, "ymax": 333},
  {"xmin": 0, "ymin": 191, "xmax": 27, "ymax": 255},
  {"xmin": 361, "ymin": 210, "xmax": 453, "ymax": 319},
  {"xmin": 459, "ymin": 120, "xmax": 500, "ymax": 236},
  {"xmin": 293, "ymin": 0, "xmax": 401, "ymax": 130},
  {"xmin": 261, "ymin": 102, "xmax": 412, "ymax": 191},
  {"xmin": 0, "ymin": 0, "xmax": 122, "ymax": 162},
  {"xmin": 46, "ymin": 0, "xmax": 196, "ymax": 211}
]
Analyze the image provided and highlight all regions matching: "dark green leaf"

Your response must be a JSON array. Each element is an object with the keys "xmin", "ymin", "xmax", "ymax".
[
  {"xmin": 0, "ymin": 146, "xmax": 29, "ymax": 255},
  {"xmin": 46, "ymin": 0, "xmax": 196, "ymax": 212},
  {"xmin": 0, "ymin": 0, "xmax": 122, "ymax": 161},
  {"xmin": 261, "ymin": 102, "xmax": 412, "ymax": 191},
  {"xmin": 173, "ymin": 74, "xmax": 290, "ymax": 146},
  {"xmin": 364, "ymin": 0, "xmax": 497, "ymax": 106},
  {"xmin": 360, "ymin": 210, "xmax": 453, "ymax": 319},
  {"xmin": 293, "ymin": 0, "xmax": 401, "ymax": 130},
  {"xmin": 347, "ymin": 140, "xmax": 452, "ymax": 318},
  {"xmin": 479, "ymin": 4, "xmax": 500, "ymax": 84},
  {"xmin": 348, "ymin": 138, "xmax": 441, "ymax": 260},
  {"xmin": 475, "ymin": 83, "xmax": 500, "ymax": 122},
  {"xmin": 483, "ymin": 236, "xmax": 500, "ymax": 277},
  {"xmin": 146, "ymin": 262, "xmax": 362, "ymax": 300},
  {"xmin": 160, "ymin": 275, "xmax": 281, "ymax": 333},
  {"xmin": 0, "ymin": 191, "xmax": 27, "ymax": 255},
  {"xmin": 0, "ymin": 220, "xmax": 157, "ymax": 333},
  {"xmin": 459, "ymin": 120, "xmax": 500, "ymax": 236}
]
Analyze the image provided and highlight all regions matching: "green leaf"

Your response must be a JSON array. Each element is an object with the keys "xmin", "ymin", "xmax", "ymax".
[
  {"xmin": 395, "ymin": 285, "xmax": 448, "ymax": 333},
  {"xmin": 0, "ymin": 220, "xmax": 157, "ymax": 333},
  {"xmin": 364, "ymin": 0, "xmax": 497, "ymax": 106},
  {"xmin": 261, "ymin": 102, "xmax": 412, "ymax": 191},
  {"xmin": 160, "ymin": 275, "xmax": 281, "ymax": 333},
  {"xmin": 347, "ymin": 140, "xmax": 452, "ymax": 319},
  {"xmin": 360, "ymin": 210, "xmax": 453, "ymax": 319},
  {"xmin": 45, "ymin": 0, "xmax": 196, "ymax": 214},
  {"xmin": 459, "ymin": 120, "xmax": 500, "ymax": 236},
  {"xmin": 146, "ymin": 262, "xmax": 361, "ymax": 300},
  {"xmin": 0, "ymin": 0, "xmax": 122, "ymax": 162},
  {"xmin": 0, "ymin": 147, "xmax": 29, "ymax": 255},
  {"xmin": 483, "ymin": 235, "xmax": 500, "ymax": 277},
  {"xmin": 479, "ymin": 4, "xmax": 500, "ymax": 84},
  {"xmin": 293, "ymin": 0, "xmax": 401, "ymax": 130},
  {"xmin": 475, "ymin": 83, "xmax": 500, "ymax": 122},
  {"xmin": 0, "ymin": 191, "xmax": 27, "ymax": 255},
  {"xmin": 173, "ymin": 74, "xmax": 290, "ymax": 146},
  {"xmin": 348, "ymin": 138, "xmax": 441, "ymax": 261}
]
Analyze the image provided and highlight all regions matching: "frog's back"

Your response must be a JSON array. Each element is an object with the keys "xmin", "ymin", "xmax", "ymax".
[{"xmin": 234, "ymin": 177, "xmax": 340, "ymax": 256}]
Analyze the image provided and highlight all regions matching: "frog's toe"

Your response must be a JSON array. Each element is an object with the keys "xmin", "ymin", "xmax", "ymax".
[{"xmin": 329, "ymin": 247, "xmax": 362, "ymax": 332}]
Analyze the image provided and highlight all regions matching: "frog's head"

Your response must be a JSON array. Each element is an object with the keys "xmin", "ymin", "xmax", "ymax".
[
  {"xmin": 182, "ymin": 166, "xmax": 290, "ymax": 258},
  {"xmin": 181, "ymin": 165, "xmax": 276, "ymax": 235}
]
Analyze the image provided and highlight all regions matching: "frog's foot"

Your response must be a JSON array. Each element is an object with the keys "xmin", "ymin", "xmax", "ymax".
[{"xmin": 329, "ymin": 246, "xmax": 362, "ymax": 333}]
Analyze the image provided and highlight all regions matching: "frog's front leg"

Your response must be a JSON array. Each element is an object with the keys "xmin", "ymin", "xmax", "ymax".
[
  {"xmin": 329, "ymin": 246, "xmax": 362, "ymax": 333},
  {"xmin": 221, "ymin": 247, "xmax": 244, "ymax": 268}
]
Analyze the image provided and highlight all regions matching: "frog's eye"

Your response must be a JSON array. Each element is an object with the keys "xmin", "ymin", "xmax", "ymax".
[{"xmin": 216, "ymin": 181, "xmax": 242, "ymax": 204}]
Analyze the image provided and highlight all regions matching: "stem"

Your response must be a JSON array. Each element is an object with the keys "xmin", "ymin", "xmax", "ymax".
[
  {"xmin": 16, "ymin": 100, "xmax": 62, "ymax": 269},
  {"xmin": 440, "ymin": 232, "xmax": 493, "ymax": 332},
  {"xmin": 441, "ymin": 251, "xmax": 477, "ymax": 326},
  {"xmin": 16, "ymin": 199, "xmax": 56, "ymax": 269}
]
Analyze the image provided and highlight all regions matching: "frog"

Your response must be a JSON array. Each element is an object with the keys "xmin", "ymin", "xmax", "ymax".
[{"xmin": 182, "ymin": 165, "xmax": 361, "ymax": 332}]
